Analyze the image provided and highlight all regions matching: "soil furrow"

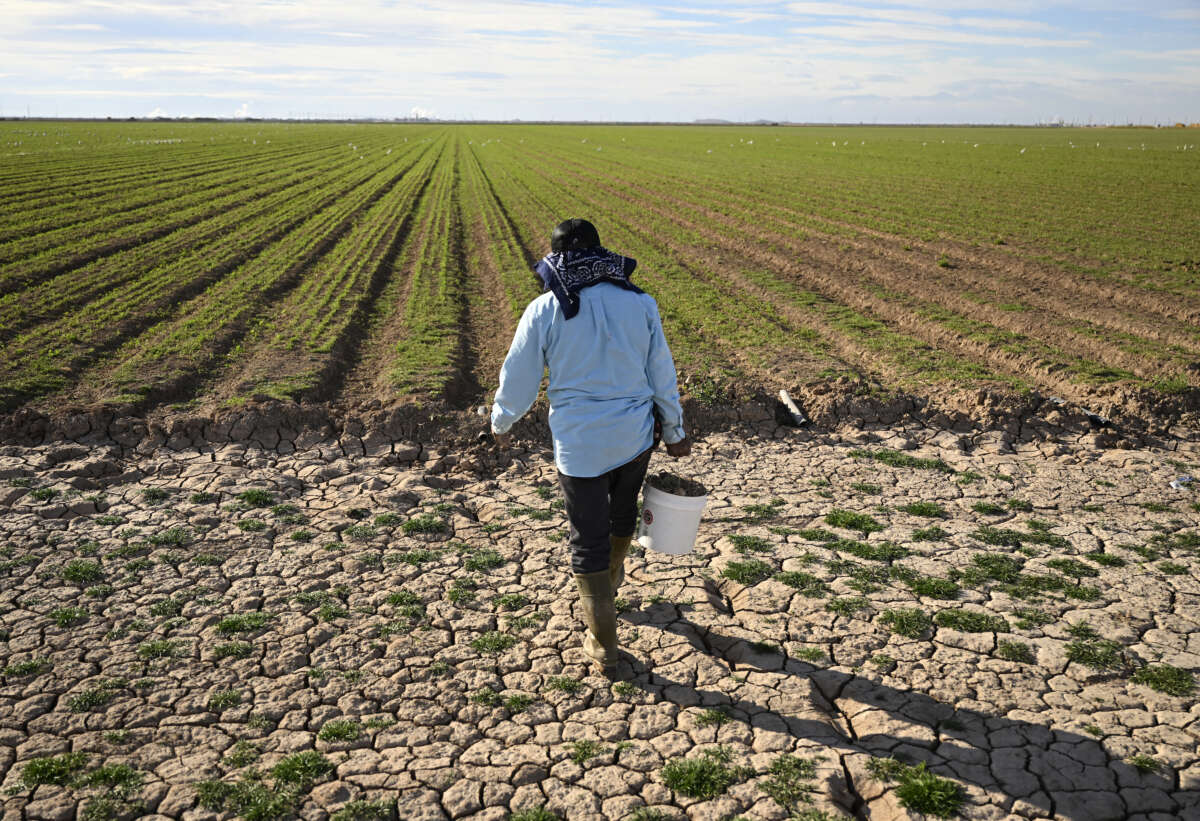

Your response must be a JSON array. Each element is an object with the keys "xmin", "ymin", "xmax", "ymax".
[
  {"xmin": 209, "ymin": 141, "xmax": 444, "ymax": 408},
  {"xmin": 452, "ymin": 147, "xmax": 523, "ymax": 406},
  {"xmin": 335, "ymin": 140, "xmax": 453, "ymax": 407},
  {"xmin": 0, "ymin": 143, "xmax": 325, "ymax": 247},
  {"xmin": 530, "ymin": 147, "xmax": 1194, "ymax": 391},
  {"xmin": 0, "ymin": 152, "xmax": 344, "ymax": 301},
  {"xmin": 90, "ymin": 158, "xmax": 427, "ymax": 411},
  {"xmin": 0, "ymin": 152, "xmax": 371, "ymax": 349},
  {"xmin": 545, "ymin": 144, "xmax": 1200, "ymax": 342}
]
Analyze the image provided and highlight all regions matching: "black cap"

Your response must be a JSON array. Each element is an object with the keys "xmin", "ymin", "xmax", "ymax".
[{"xmin": 550, "ymin": 218, "xmax": 600, "ymax": 252}]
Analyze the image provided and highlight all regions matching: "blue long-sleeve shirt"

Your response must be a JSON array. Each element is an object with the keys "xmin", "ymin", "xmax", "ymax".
[{"xmin": 491, "ymin": 282, "xmax": 686, "ymax": 478}]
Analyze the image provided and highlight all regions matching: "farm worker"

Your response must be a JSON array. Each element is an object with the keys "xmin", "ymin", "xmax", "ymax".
[{"xmin": 491, "ymin": 218, "xmax": 691, "ymax": 678}]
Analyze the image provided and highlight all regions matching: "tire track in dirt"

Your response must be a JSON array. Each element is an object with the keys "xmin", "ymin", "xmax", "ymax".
[
  {"xmin": 533, "ymin": 147, "xmax": 1194, "ymax": 392},
  {"xmin": 57, "ymin": 146, "xmax": 437, "ymax": 413}
]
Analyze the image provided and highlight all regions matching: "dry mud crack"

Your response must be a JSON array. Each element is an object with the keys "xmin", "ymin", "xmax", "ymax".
[{"xmin": 0, "ymin": 420, "xmax": 1197, "ymax": 820}]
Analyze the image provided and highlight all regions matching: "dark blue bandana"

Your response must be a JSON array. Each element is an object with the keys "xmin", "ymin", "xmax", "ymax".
[{"xmin": 533, "ymin": 247, "xmax": 642, "ymax": 319}]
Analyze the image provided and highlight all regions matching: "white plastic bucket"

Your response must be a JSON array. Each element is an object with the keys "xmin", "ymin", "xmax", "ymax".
[{"xmin": 637, "ymin": 484, "xmax": 708, "ymax": 555}]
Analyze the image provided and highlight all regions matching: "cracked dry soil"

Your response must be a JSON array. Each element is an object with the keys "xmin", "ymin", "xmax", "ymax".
[{"xmin": 0, "ymin": 416, "xmax": 1197, "ymax": 821}]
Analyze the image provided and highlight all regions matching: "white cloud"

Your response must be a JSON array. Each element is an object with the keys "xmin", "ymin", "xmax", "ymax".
[
  {"xmin": 0, "ymin": 1, "xmax": 1195, "ymax": 122},
  {"xmin": 233, "ymin": 101, "xmax": 250, "ymax": 117},
  {"xmin": 146, "ymin": 105, "xmax": 166, "ymax": 116}
]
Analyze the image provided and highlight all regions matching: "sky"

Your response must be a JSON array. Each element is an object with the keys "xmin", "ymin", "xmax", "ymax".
[{"xmin": 2, "ymin": 1, "xmax": 1198, "ymax": 124}]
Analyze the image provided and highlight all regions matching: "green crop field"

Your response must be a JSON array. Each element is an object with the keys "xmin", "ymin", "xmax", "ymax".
[{"xmin": 1, "ymin": 121, "xmax": 1197, "ymax": 417}]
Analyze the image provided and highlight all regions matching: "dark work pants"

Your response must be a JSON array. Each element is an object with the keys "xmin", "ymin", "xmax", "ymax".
[{"xmin": 558, "ymin": 448, "xmax": 653, "ymax": 575}]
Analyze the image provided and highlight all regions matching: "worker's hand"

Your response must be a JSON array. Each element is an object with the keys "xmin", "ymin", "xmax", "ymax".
[
  {"xmin": 492, "ymin": 431, "xmax": 512, "ymax": 450},
  {"xmin": 665, "ymin": 437, "xmax": 691, "ymax": 458}
]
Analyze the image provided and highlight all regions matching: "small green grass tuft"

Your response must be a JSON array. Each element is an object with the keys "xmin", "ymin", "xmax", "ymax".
[
  {"xmin": 1013, "ymin": 608, "xmax": 1053, "ymax": 629},
  {"xmin": 216, "ymin": 612, "xmax": 273, "ymax": 635},
  {"xmin": 569, "ymin": 739, "xmax": 604, "ymax": 765},
  {"xmin": 661, "ymin": 747, "xmax": 753, "ymax": 799},
  {"xmin": 3, "ymin": 656, "xmax": 51, "ymax": 677},
  {"xmin": 61, "ymin": 559, "xmax": 103, "ymax": 585},
  {"xmin": 729, "ymin": 534, "xmax": 773, "ymax": 554},
  {"xmin": 343, "ymin": 524, "xmax": 377, "ymax": 541},
  {"xmin": 1131, "ymin": 664, "xmax": 1195, "ymax": 697},
  {"xmin": 880, "ymin": 608, "xmax": 932, "ymax": 638},
  {"xmin": 137, "ymin": 639, "xmax": 184, "ymax": 660},
  {"xmin": 971, "ymin": 501, "xmax": 1006, "ymax": 515},
  {"xmin": 695, "ymin": 707, "xmax": 732, "ymax": 727},
  {"xmin": 1127, "ymin": 754, "xmax": 1163, "ymax": 775},
  {"xmin": 1086, "ymin": 551, "xmax": 1125, "ymax": 568},
  {"xmin": 797, "ymin": 528, "xmax": 840, "ymax": 542},
  {"xmin": 849, "ymin": 448, "xmax": 954, "ymax": 473},
  {"xmin": 237, "ymin": 489, "xmax": 275, "ymax": 507},
  {"xmin": 330, "ymin": 799, "xmax": 396, "ymax": 821},
  {"xmin": 894, "ymin": 762, "xmax": 963, "ymax": 817},
  {"xmin": 471, "ymin": 631, "xmax": 518, "ymax": 654},
  {"xmin": 394, "ymin": 548, "xmax": 439, "ymax": 565},
  {"xmin": 212, "ymin": 641, "xmax": 254, "ymax": 660},
  {"xmin": 1046, "ymin": 558, "xmax": 1100, "ymax": 578},
  {"xmin": 545, "ymin": 676, "xmax": 582, "ymax": 694},
  {"xmin": 825, "ymin": 509, "xmax": 884, "ymax": 534},
  {"xmin": 508, "ymin": 808, "xmax": 560, "ymax": 821},
  {"xmin": 834, "ymin": 538, "xmax": 909, "ymax": 562},
  {"xmin": 270, "ymin": 750, "xmax": 334, "ymax": 789},
  {"xmin": 317, "ymin": 719, "xmax": 362, "ymax": 742},
  {"xmin": 898, "ymin": 501, "xmax": 946, "ymax": 518},
  {"xmin": 757, "ymin": 753, "xmax": 820, "ymax": 815},
  {"xmin": 794, "ymin": 647, "xmax": 825, "ymax": 663},
  {"xmin": 403, "ymin": 514, "xmax": 449, "ymax": 534},
  {"xmin": 50, "ymin": 606, "xmax": 88, "ymax": 628},
  {"xmin": 504, "ymin": 693, "xmax": 534, "ymax": 713},
  {"xmin": 464, "ymin": 548, "xmax": 507, "ymax": 571},
  {"xmin": 19, "ymin": 752, "xmax": 90, "ymax": 786},
  {"xmin": 1066, "ymin": 638, "xmax": 1125, "ymax": 670},
  {"xmin": 721, "ymin": 559, "xmax": 774, "ymax": 585},
  {"xmin": 934, "ymin": 609, "xmax": 1009, "ymax": 633},
  {"xmin": 775, "ymin": 571, "xmax": 829, "ymax": 597},
  {"xmin": 208, "ymin": 690, "xmax": 242, "ymax": 712},
  {"xmin": 905, "ymin": 576, "xmax": 960, "ymax": 599},
  {"xmin": 996, "ymin": 640, "xmax": 1034, "ymax": 663},
  {"xmin": 911, "ymin": 525, "xmax": 949, "ymax": 542},
  {"xmin": 494, "ymin": 592, "xmax": 529, "ymax": 610},
  {"xmin": 826, "ymin": 596, "xmax": 870, "ymax": 617}
]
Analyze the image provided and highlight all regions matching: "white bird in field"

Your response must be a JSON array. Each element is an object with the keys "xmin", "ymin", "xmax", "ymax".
[{"xmin": 1020, "ymin": 147, "xmax": 1026, "ymax": 154}]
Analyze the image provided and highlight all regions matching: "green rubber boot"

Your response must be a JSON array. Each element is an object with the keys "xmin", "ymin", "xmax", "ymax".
[
  {"xmin": 575, "ymin": 570, "xmax": 619, "ymax": 676},
  {"xmin": 609, "ymin": 534, "xmax": 633, "ymax": 594}
]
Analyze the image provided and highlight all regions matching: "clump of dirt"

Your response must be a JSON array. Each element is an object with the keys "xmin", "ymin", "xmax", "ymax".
[{"xmin": 646, "ymin": 471, "xmax": 708, "ymax": 497}]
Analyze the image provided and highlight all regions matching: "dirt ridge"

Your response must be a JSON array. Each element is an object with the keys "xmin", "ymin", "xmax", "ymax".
[{"xmin": 3, "ymin": 376, "xmax": 1197, "ymax": 452}]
